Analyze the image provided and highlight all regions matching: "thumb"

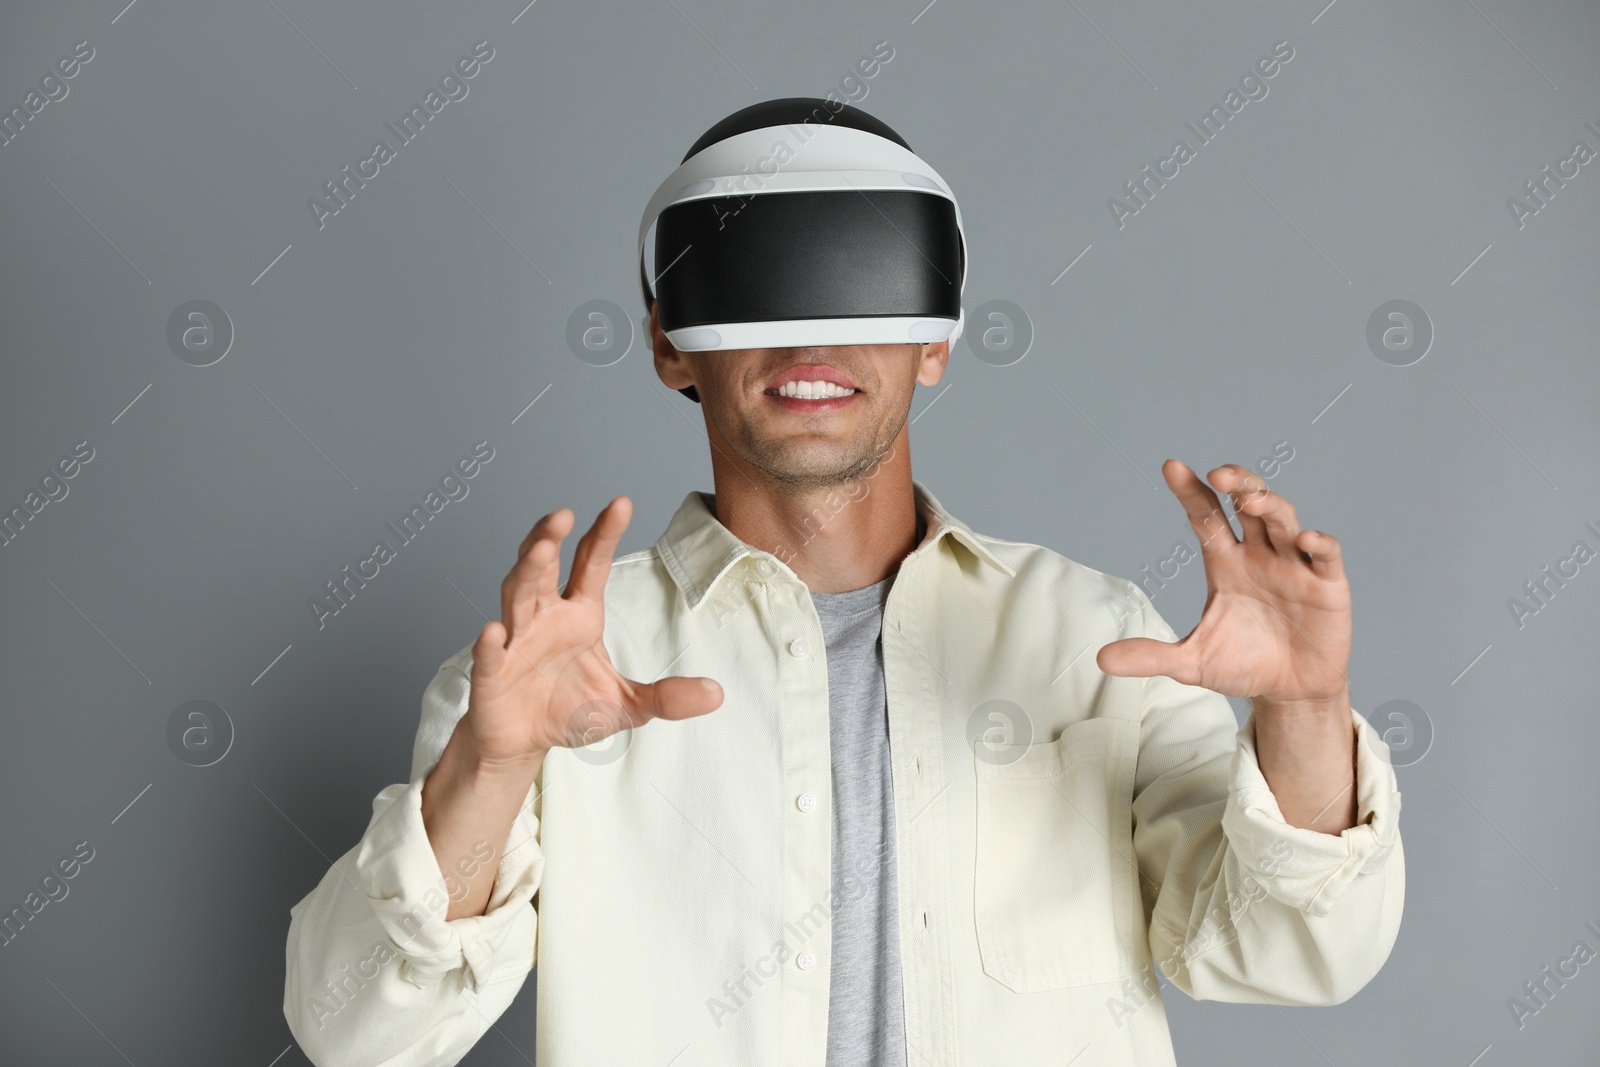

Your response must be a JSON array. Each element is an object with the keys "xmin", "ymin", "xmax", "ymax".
[
  {"xmin": 1096, "ymin": 637, "xmax": 1186, "ymax": 681},
  {"xmin": 631, "ymin": 675, "xmax": 726, "ymax": 723}
]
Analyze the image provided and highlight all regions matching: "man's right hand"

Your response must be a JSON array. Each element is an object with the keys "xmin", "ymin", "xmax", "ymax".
[
  {"xmin": 460, "ymin": 495, "xmax": 725, "ymax": 770},
  {"xmin": 422, "ymin": 496, "xmax": 724, "ymax": 922}
]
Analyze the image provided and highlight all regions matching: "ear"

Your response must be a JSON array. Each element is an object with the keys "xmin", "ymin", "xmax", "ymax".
[
  {"xmin": 915, "ymin": 339, "xmax": 951, "ymax": 388},
  {"xmin": 650, "ymin": 302, "xmax": 696, "ymax": 393}
]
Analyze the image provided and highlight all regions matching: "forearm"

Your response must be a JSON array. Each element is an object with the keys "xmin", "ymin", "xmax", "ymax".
[
  {"xmin": 1250, "ymin": 687, "xmax": 1358, "ymax": 834},
  {"xmin": 421, "ymin": 725, "xmax": 545, "ymax": 922}
]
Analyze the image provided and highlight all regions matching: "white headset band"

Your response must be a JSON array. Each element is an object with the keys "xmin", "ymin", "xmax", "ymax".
[{"xmin": 638, "ymin": 122, "xmax": 963, "ymax": 277}]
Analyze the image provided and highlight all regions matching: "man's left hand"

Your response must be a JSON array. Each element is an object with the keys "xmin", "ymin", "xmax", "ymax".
[{"xmin": 1097, "ymin": 459, "xmax": 1350, "ymax": 712}]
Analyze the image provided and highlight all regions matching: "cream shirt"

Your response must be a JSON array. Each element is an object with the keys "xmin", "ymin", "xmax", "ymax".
[{"xmin": 283, "ymin": 479, "xmax": 1404, "ymax": 1066}]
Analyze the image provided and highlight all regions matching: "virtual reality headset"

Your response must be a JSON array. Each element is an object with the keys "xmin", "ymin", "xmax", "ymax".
[{"xmin": 638, "ymin": 99, "xmax": 967, "ymax": 401}]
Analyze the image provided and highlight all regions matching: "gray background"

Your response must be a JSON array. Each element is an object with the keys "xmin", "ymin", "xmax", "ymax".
[{"xmin": 1, "ymin": 0, "xmax": 1596, "ymax": 1063}]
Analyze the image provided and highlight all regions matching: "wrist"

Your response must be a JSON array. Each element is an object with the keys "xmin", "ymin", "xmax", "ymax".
[
  {"xmin": 1252, "ymin": 686, "xmax": 1350, "ymax": 717},
  {"xmin": 433, "ymin": 726, "xmax": 545, "ymax": 795}
]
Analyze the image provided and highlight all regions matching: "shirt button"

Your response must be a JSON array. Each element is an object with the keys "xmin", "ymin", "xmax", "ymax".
[
  {"xmin": 797, "ymin": 951, "xmax": 816, "ymax": 970},
  {"xmin": 796, "ymin": 793, "xmax": 816, "ymax": 812},
  {"xmin": 789, "ymin": 638, "xmax": 808, "ymax": 657},
  {"xmin": 756, "ymin": 558, "xmax": 776, "ymax": 576}
]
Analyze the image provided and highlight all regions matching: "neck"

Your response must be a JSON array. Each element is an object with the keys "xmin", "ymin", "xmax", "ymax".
[{"xmin": 706, "ymin": 426, "xmax": 926, "ymax": 593}]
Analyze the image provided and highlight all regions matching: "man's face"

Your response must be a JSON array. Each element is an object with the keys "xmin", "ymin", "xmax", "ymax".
[{"xmin": 650, "ymin": 302, "xmax": 950, "ymax": 490}]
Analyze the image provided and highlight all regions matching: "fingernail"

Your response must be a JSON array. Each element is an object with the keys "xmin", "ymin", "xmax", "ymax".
[{"xmin": 701, "ymin": 677, "xmax": 721, "ymax": 691}]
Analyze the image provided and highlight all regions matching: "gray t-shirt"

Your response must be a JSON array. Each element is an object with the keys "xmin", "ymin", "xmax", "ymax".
[{"xmin": 810, "ymin": 574, "xmax": 908, "ymax": 1067}]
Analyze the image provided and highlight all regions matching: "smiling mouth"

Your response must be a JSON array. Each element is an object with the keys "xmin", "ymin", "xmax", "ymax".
[{"xmin": 763, "ymin": 381, "xmax": 862, "ymax": 400}]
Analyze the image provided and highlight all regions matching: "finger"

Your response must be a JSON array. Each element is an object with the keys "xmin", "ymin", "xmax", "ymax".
[
  {"xmin": 629, "ymin": 675, "xmax": 725, "ymax": 724},
  {"xmin": 472, "ymin": 620, "xmax": 508, "ymax": 677},
  {"xmin": 1299, "ymin": 528, "xmax": 1346, "ymax": 582},
  {"xmin": 502, "ymin": 509, "xmax": 573, "ymax": 642},
  {"xmin": 1208, "ymin": 465, "xmax": 1271, "ymax": 548},
  {"xmin": 1229, "ymin": 474, "xmax": 1302, "ymax": 559},
  {"xmin": 516, "ymin": 507, "xmax": 565, "ymax": 562},
  {"xmin": 564, "ymin": 496, "xmax": 632, "ymax": 605},
  {"xmin": 1096, "ymin": 636, "xmax": 1199, "ymax": 687},
  {"xmin": 501, "ymin": 538, "xmax": 554, "ymax": 646},
  {"xmin": 1161, "ymin": 459, "xmax": 1238, "ymax": 552}
]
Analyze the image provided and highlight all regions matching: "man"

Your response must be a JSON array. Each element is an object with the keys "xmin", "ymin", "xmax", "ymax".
[{"xmin": 284, "ymin": 99, "xmax": 1403, "ymax": 1067}]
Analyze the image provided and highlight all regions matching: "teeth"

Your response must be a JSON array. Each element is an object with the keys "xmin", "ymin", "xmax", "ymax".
[{"xmin": 776, "ymin": 380, "xmax": 856, "ymax": 399}]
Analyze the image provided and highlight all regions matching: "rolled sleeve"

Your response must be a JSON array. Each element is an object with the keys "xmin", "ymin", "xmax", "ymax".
[
  {"xmin": 355, "ymin": 772, "xmax": 543, "ymax": 990},
  {"xmin": 1223, "ymin": 704, "xmax": 1402, "ymax": 917},
  {"xmin": 1125, "ymin": 582, "xmax": 1406, "ymax": 1007},
  {"xmin": 283, "ymin": 651, "xmax": 543, "ymax": 1067}
]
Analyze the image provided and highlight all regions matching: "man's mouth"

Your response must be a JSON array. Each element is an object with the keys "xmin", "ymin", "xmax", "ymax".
[
  {"xmin": 763, "ymin": 380, "xmax": 861, "ymax": 400},
  {"xmin": 763, "ymin": 380, "xmax": 862, "ymax": 410}
]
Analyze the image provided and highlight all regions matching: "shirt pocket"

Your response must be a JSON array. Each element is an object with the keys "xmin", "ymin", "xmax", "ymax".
[{"xmin": 972, "ymin": 714, "xmax": 1140, "ymax": 993}]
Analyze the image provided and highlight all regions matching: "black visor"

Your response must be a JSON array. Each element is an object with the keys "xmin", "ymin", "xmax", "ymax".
[{"xmin": 653, "ymin": 189, "xmax": 964, "ymax": 341}]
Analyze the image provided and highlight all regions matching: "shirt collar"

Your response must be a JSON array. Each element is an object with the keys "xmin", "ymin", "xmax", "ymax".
[{"xmin": 655, "ymin": 478, "xmax": 1016, "ymax": 611}]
